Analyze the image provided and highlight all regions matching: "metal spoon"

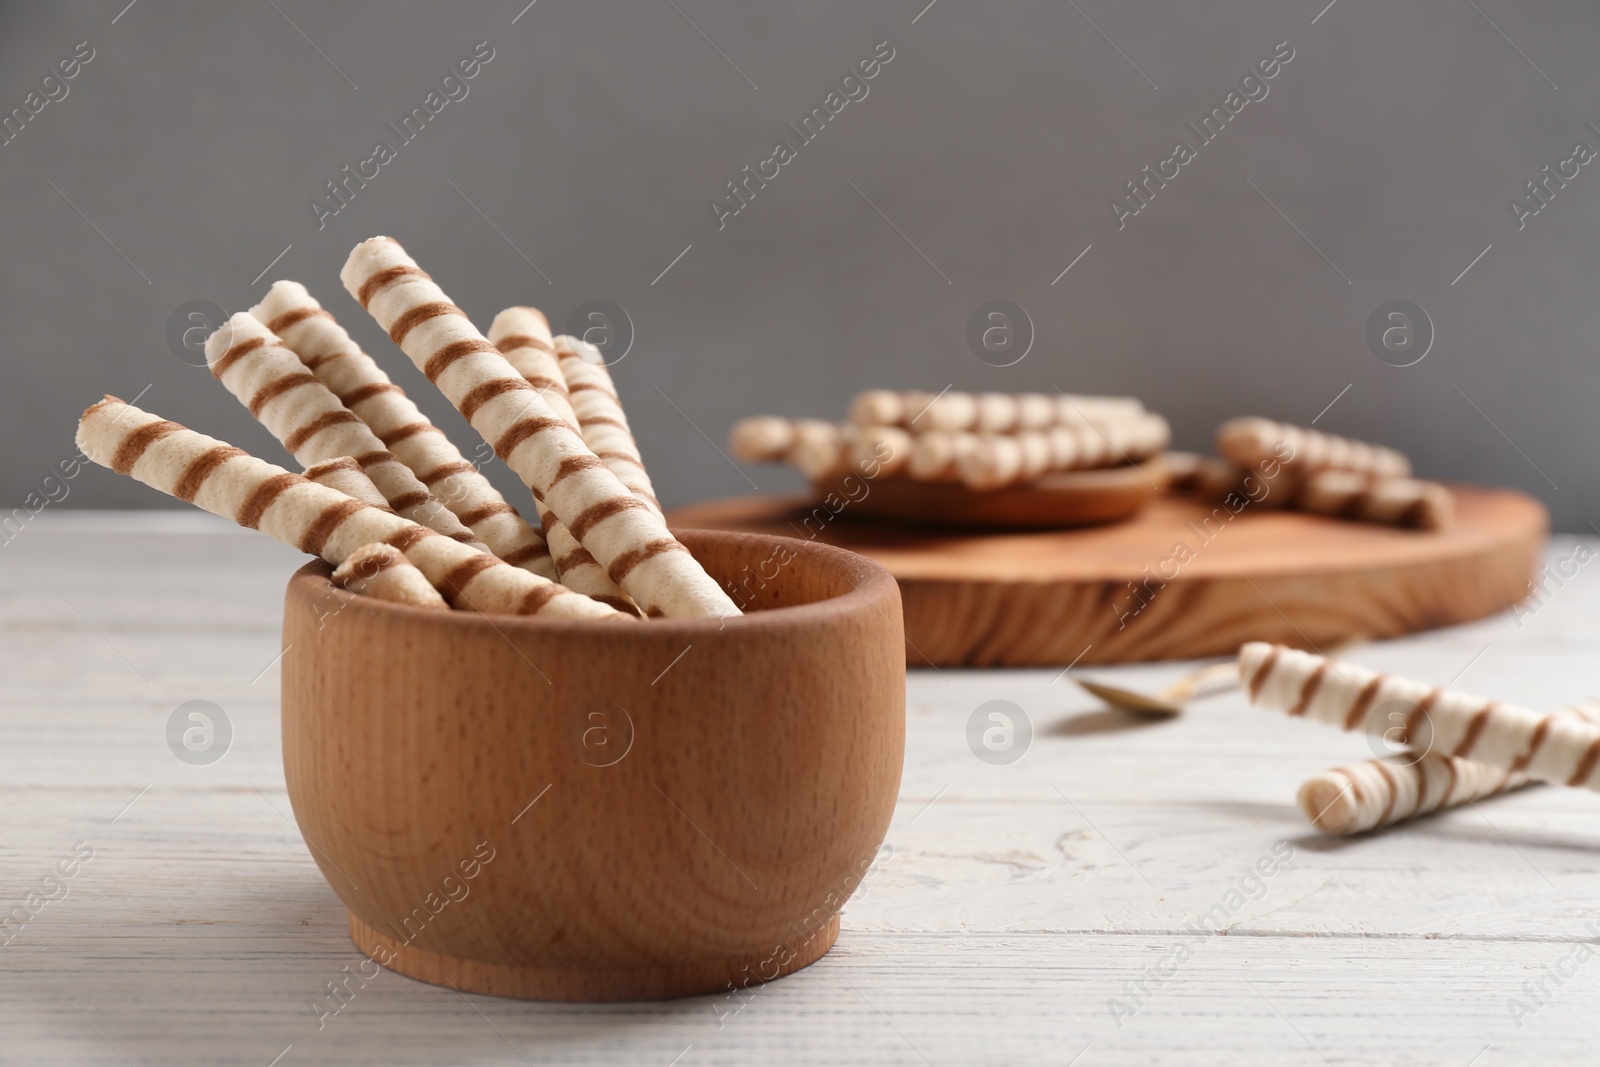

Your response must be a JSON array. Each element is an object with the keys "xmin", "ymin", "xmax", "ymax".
[
  {"xmin": 1076, "ymin": 637, "xmax": 1368, "ymax": 718},
  {"xmin": 1074, "ymin": 661, "xmax": 1240, "ymax": 718}
]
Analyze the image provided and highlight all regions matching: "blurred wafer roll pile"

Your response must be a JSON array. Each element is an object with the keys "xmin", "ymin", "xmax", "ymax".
[
  {"xmin": 734, "ymin": 390, "xmax": 1166, "ymax": 490},
  {"xmin": 730, "ymin": 418, "xmax": 861, "ymax": 482},
  {"xmin": 1169, "ymin": 419, "xmax": 1453, "ymax": 530},
  {"xmin": 850, "ymin": 389, "xmax": 1145, "ymax": 433},
  {"xmin": 1218, "ymin": 417, "xmax": 1411, "ymax": 479},
  {"xmin": 249, "ymin": 281, "xmax": 556, "ymax": 578},
  {"xmin": 76, "ymin": 397, "xmax": 621, "ymax": 620},
  {"xmin": 1163, "ymin": 452, "xmax": 1245, "ymax": 498},
  {"xmin": 1295, "ymin": 469, "xmax": 1453, "ymax": 531}
]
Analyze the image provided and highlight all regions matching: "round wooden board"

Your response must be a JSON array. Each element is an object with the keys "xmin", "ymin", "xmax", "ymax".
[
  {"xmin": 810, "ymin": 456, "xmax": 1166, "ymax": 530},
  {"xmin": 668, "ymin": 486, "xmax": 1548, "ymax": 667}
]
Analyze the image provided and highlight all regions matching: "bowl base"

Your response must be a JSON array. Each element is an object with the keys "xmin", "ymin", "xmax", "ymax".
[{"xmin": 349, "ymin": 912, "xmax": 841, "ymax": 1002}]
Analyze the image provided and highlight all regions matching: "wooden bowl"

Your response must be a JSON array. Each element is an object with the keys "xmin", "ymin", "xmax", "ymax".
[{"xmin": 280, "ymin": 529, "xmax": 905, "ymax": 1002}]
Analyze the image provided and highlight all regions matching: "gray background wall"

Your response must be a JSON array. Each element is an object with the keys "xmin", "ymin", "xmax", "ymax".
[{"xmin": 3, "ymin": 0, "xmax": 1597, "ymax": 528}]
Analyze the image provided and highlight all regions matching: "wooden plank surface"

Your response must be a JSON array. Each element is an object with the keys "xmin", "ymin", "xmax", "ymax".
[{"xmin": 3, "ymin": 513, "xmax": 1600, "ymax": 1065}]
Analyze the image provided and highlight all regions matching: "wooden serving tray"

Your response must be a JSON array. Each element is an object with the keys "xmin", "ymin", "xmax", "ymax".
[{"xmin": 668, "ymin": 486, "xmax": 1547, "ymax": 667}]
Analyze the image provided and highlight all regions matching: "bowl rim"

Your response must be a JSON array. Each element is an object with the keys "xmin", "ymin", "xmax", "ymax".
[{"xmin": 288, "ymin": 526, "xmax": 901, "ymax": 636}]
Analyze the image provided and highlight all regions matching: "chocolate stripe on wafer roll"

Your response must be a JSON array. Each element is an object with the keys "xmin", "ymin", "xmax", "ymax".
[
  {"xmin": 1295, "ymin": 469, "xmax": 1453, "ymax": 531},
  {"xmin": 482, "ymin": 309, "xmax": 636, "ymax": 613},
  {"xmin": 77, "ymin": 397, "xmax": 621, "ymax": 621},
  {"xmin": 341, "ymin": 237, "xmax": 739, "ymax": 619},
  {"xmin": 205, "ymin": 312, "xmax": 484, "ymax": 551},
  {"xmin": 1239, "ymin": 642, "xmax": 1600, "ymax": 794},
  {"xmin": 1218, "ymin": 417, "xmax": 1411, "ymax": 479},
  {"xmin": 250, "ymin": 281, "xmax": 555, "ymax": 580},
  {"xmin": 1298, "ymin": 704, "xmax": 1600, "ymax": 835},
  {"xmin": 333, "ymin": 542, "xmax": 448, "ymax": 609},
  {"xmin": 548, "ymin": 334, "xmax": 663, "ymax": 514},
  {"xmin": 303, "ymin": 456, "xmax": 392, "ymax": 510}
]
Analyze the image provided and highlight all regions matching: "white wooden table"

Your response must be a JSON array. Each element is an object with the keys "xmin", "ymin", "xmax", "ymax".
[{"xmin": 4, "ymin": 513, "xmax": 1599, "ymax": 1066}]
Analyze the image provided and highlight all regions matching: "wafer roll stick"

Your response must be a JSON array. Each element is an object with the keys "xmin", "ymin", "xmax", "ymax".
[
  {"xmin": 1218, "ymin": 417, "xmax": 1411, "ymax": 479},
  {"xmin": 848, "ymin": 426, "xmax": 911, "ymax": 478},
  {"xmin": 205, "ymin": 313, "xmax": 483, "ymax": 551},
  {"xmin": 550, "ymin": 334, "xmax": 663, "ymax": 514},
  {"xmin": 485, "ymin": 307, "xmax": 570, "ymax": 415},
  {"xmin": 251, "ymin": 281, "xmax": 555, "ymax": 580},
  {"xmin": 333, "ymin": 542, "xmax": 448, "ymax": 609},
  {"xmin": 788, "ymin": 422, "xmax": 853, "ymax": 482},
  {"xmin": 77, "ymin": 397, "xmax": 622, "ymax": 620},
  {"xmin": 341, "ymin": 237, "xmax": 739, "ymax": 619},
  {"xmin": 1298, "ymin": 703, "xmax": 1600, "ymax": 835},
  {"xmin": 1300, "ymin": 753, "xmax": 1525, "ymax": 835},
  {"xmin": 850, "ymin": 390, "xmax": 1146, "ymax": 432},
  {"xmin": 729, "ymin": 416, "xmax": 796, "ymax": 462},
  {"xmin": 482, "ymin": 312, "xmax": 636, "ymax": 613},
  {"xmin": 1164, "ymin": 452, "xmax": 1246, "ymax": 498},
  {"xmin": 303, "ymin": 457, "xmax": 391, "ymax": 509},
  {"xmin": 1295, "ymin": 469, "xmax": 1453, "ymax": 531},
  {"xmin": 1239, "ymin": 642, "xmax": 1600, "ymax": 792},
  {"xmin": 953, "ymin": 414, "xmax": 1172, "ymax": 490},
  {"xmin": 727, "ymin": 417, "xmax": 866, "ymax": 482},
  {"xmin": 908, "ymin": 430, "xmax": 976, "ymax": 482}
]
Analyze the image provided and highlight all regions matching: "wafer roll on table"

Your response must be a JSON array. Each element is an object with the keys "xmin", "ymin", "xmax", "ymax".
[
  {"xmin": 77, "ymin": 397, "xmax": 622, "ymax": 620},
  {"xmin": 1239, "ymin": 642, "xmax": 1600, "ymax": 793},
  {"xmin": 205, "ymin": 312, "xmax": 483, "ymax": 550},
  {"xmin": 333, "ymin": 543, "xmax": 449, "ymax": 609},
  {"xmin": 1299, "ymin": 703, "xmax": 1600, "ymax": 835},
  {"xmin": 1295, "ymin": 469, "xmax": 1454, "ymax": 531},
  {"xmin": 1218, "ymin": 417, "xmax": 1411, "ymax": 479},
  {"xmin": 251, "ymin": 281, "xmax": 556, "ymax": 579},
  {"xmin": 484, "ymin": 310, "xmax": 638, "ymax": 613},
  {"xmin": 1300, "ymin": 753, "xmax": 1526, "ymax": 836},
  {"xmin": 340, "ymin": 236, "xmax": 739, "ymax": 619}
]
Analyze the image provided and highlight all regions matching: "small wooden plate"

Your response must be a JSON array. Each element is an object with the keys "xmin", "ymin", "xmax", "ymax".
[{"xmin": 813, "ymin": 456, "xmax": 1167, "ymax": 530}]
